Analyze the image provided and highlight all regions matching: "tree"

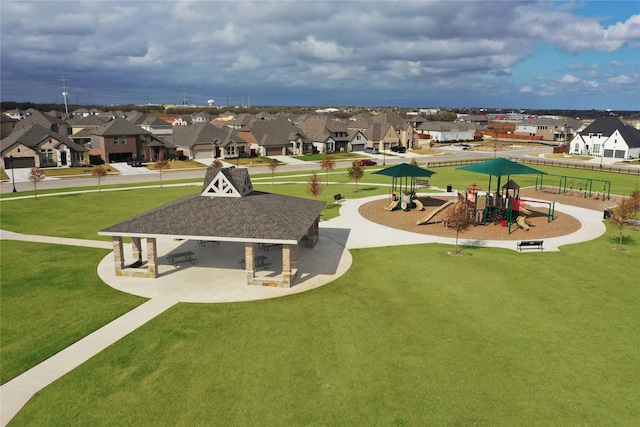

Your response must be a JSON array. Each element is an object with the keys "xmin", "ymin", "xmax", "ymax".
[
  {"xmin": 319, "ymin": 155, "xmax": 336, "ymax": 186},
  {"xmin": 347, "ymin": 161, "xmax": 364, "ymax": 192},
  {"xmin": 210, "ymin": 159, "xmax": 223, "ymax": 168},
  {"xmin": 91, "ymin": 165, "xmax": 107, "ymax": 194},
  {"xmin": 609, "ymin": 196, "xmax": 637, "ymax": 250},
  {"xmin": 267, "ymin": 158, "xmax": 279, "ymax": 186},
  {"xmin": 444, "ymin": 197, "xmax": 472, "ymax": 255},
  {"xmin": 28, "ymin": 167, "xmax": 45, "ymax": 200},
  {"xmin": 307, "ymin": 172, "xmax": 323, "ymax": 199},
  {"xmin": 154, "ymin": 153, "xmax": 170, "ymax": 189}
]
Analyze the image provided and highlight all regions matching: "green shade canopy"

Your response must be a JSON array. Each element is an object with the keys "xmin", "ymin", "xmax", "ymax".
[
  {"xmin": 373, "ymin": 163, "xmax": 436, "ymax": 178},
  {"xmin": 457, "ymin": 158, "xmax": 545, "ymax": 195},
  {"xmin": 373, "ymin": 163, "xmax": 436, "ymax": 196},
  {"xmin": 457, "ymin": 158, "xmax": 545, "ymax": 177}
]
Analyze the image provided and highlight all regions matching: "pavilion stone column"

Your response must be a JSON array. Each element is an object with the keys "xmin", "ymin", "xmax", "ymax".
[
  {"xmin": 245, "ymin": 242, "xmax": 256, "ymax": 285},
  {"xmin": 282, "ymin": 244, "xmax": 296, "ymax": 288},
  {"xmin": 146, "ymin": 237, "xmax": 158, "ymax": 279},
  {"xmin": 131, "ymin": 237, "xmax": 143, "ymax": 264},
  {"xmin": 307, "ymin": 217, "xmax": 319, "ymax": 248},
  {"xmin": 113, "ymin": 236, "xmax": 125, "ymax": 276}
]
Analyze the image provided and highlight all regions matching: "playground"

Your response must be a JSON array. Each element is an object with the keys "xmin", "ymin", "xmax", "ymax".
[{"xmin": 359, "ymin": 185, "xmax": 620, "ymax": 242}]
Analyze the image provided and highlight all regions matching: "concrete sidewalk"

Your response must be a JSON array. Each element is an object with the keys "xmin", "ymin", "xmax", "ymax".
[{"xmin": 0, "ymin": 298, "xmax": 177, "ymax": 425}]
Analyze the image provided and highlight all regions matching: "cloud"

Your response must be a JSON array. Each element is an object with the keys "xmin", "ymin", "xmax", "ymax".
[
  {"xmin": 1, "ymin": 0, "xmax": 638, "ymax": 109},
  {"xmin": 560, "ymin": 74, "xmax": 581, "ymax": 84},
  {"xmin": 608, "ymin": 75, "xmax": 635, "ymax": 84}
]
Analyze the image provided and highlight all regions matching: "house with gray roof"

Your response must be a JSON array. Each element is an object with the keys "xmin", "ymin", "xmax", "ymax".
[
  {"xmin": 569, "ymin": 116, "xmax": 640, "ymax": 160},
  {"xmin": 165, "ymin": 122, "xmax": 248, "ymax": 160},
  {"xmin": 416, "ymin": 121, "xmax": 477, "ymax": 143},
  {"xmin": 1, "ymin": 123, "xmax": 87, "ymax": 169},
  {"xmin": 247, "ymin": 117, "xmax": 308, "ymax": 156},
  {"xmin": 89, "ymin": 117, "xmax": 155, "ymax": 163},
  {"xmin": 296, "ymin": 115, "xmax": 350, "ymax": 154},
  {"xmin": 100, "ymin": 167, "xmax": 326, "ymax": 287}
]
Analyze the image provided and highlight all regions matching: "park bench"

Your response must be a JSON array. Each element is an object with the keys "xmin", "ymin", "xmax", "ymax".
[
  {"xmin": 415, "ymin": 179, "xmax": 430, "ymax": 187},
  {"xmin": 333, "ymin": 193, "xmax": 345, "ymax": 203},
  {"xmin": 517, "ymin": 240, "xmax": 544, "ymax": 252},
  {"xmin": 198, "ymin": 240, "xmax": 220, "ymax": 246},
  {"xmin": 166, "ymin": 251, "xmax": 197, "ymax": 266},
  {"xmin": 239, "ymin": 256, "xmax": 271, "ymax": 270}
]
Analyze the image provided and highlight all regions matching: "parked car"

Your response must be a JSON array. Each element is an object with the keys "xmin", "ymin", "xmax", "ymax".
[
  {"xmin": 364, "ymin": 147, "xmax": 379, "ymax": 154},
  {"xmin": 127, "ymin": 158, "xmax": 143, "ymax": 167},
  {"xmin": 357, "ymin": 159, "xmax": 377, "ymax": 166},
  {"xmin": 390, "ymin": 145, "xmax": 406, "ymax": 153}
]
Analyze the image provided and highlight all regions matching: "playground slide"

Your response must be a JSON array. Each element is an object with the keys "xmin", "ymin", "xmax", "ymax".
[
  {"xmin": 416, "ymin": 200, "xmax": 455, "ymax": 225},
  {"xmin": 414, "ymin": 198, "xmax": 424, "ymax": 211},
  {"xmin": 385, "ymin": 200, "xmax": 399, "ymax": 211},
  {"xmin": 519, "ymin": 207, "xmax": 532, "ymax": 216},
  {"xmin": 517, "ymin": 216, "xmax": 530, "ymax": 231}
]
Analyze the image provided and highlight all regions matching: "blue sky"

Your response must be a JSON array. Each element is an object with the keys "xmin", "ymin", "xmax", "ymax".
[{"xmin": 1, "ymin": 0, "xmax": 639, "ymax": 111}]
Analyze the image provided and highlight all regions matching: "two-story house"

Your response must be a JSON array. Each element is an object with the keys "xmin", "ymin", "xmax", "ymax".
[{"xmin": 570, "ymin": 116, "xmax": 640, "ymax": 160}]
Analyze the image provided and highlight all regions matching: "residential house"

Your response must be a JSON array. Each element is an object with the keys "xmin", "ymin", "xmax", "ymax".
[
  {"xmin": 89, "ymin": 118, "xmax": 155, "ymax": 163},
  {"xmin": 1, "ymin": 114, "xmax": 18, "ymax": 139},
  {"xmin": 1, "ymin": 123, "xmax": 87, "ymax": 169},
  {"xmin": 248, "ymin": 117, "xmax": 308, "ymax": 156},
  {"xmin": 514, "ymin": 117, "xmax": 584, "ymax": 142},
  {"xmin": 371, "ymin": 111, "xmax": 414, "ymax": 148},
  {"xmin": 14, "ymin": 110, "xmax": 69, "ymax": 136},
  {"xmin": 569, "ymin": 116, "xmax": 640, "ymax": 160},
  {"xmin": 125, "ymin": 111, "xmax": 173, "ymax": 136},
  {"xmin": 3, "ymin": 109, "xmax": 26, "ymax": 120},
  {"xmin": 296, "ymin": 115, "xmax": 350, "ymax": 154},
  {"xmin": 415, "ymin": 121, "xmax": 476, "ymax": 143},
  {"xmin": 165, "ymin": 122, "xmax": 248, "ymax": 160}
]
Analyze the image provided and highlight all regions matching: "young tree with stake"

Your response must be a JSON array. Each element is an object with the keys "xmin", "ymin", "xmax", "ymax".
[
  {"xmin": 154, "ymin": 153, "xmax": 170, "ymax": 189},
  {"xmin": 28, "ymin": 167, "xmax": 45, "ymax": 200},
  {"xmin": 91, "ymin": 166, "xmax": 107, "ymax": 194},
  {"xmin": 320, "ymin": 155, "xmax": 336, "ymax": 186},
  {"xmin": 347, "ymin": 161, "xmax": 364, "ymax": 192},
  {"xmin": 307, "ymin": 172, "xmax": 323, "ymax": 199}
]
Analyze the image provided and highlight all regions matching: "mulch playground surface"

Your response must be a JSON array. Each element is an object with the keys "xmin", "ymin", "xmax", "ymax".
[{"xmin": 358, "ymin": 187, "xmax": 620, "ymax": 242}]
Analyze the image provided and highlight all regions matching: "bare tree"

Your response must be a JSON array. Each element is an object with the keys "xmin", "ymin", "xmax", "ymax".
[
  {"xmin": 154, "ymin": 153, "xmax": 170, "ymax": 189},
  {"xmin": 307, "ymin": 172, "xmax": 323, "ymax": 199},
  {"xmin": 320, "ymin": 155, "xmax": 336, "ymax": 186},
  {"xmin": 91, "ymin": 165, "xmax": 107, "ymax": 194},
  {"xmin": 210, "ymin": 159, "xmax": 223, "ymax": 168},
  {"xmin": 268, "ymin": 158, "xmax": 279, "ymax": 186},
  {"xmin": 347, "ymin": 161, "xmax": 364, "ymax": 192},
  {"xmin": 28, "ymin": 167, "xmax": 46, "ymax": 200},
  {"xmin": 609, "ymin": 196, "xmax": 637, "ymax": 250},
  {"xmin": 444, "ymin": 197, "xmax": 472, "ymax": 255}
]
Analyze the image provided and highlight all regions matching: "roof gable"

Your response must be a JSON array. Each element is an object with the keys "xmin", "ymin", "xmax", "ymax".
[
  {"xmin": 201, "ymin": 167, "xmax": 253, "ymax": 198},
  {"xmin": 91, "ymin": 117, "xmax": 151, "ymax": 136}
]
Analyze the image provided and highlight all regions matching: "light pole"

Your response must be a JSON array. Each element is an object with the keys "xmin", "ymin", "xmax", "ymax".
[
  {"xmin": 383, "ymin": 143, "xmax": 386, "ymax": 165},
  {"xmin": 9, "ymin": 155, "xmax": 17, "ymax": 192}
]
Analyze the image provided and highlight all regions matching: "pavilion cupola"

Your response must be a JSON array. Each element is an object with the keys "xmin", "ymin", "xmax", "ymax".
[{"xmin": 200, "ymin": 167, "xmax": 254, "ymax": 198}]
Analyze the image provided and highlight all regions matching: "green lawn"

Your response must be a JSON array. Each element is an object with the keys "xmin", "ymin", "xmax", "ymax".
[
  {"xmin": 8, "ymin": 225, "xmax": 639, "ymax": 425},
  {"xmin": 0, "ymin": 241, "xmax": 146, "ymax": 383},
  {"xmin": 1, "ymin": 166, "xmax": 639, "ymax": 425}
]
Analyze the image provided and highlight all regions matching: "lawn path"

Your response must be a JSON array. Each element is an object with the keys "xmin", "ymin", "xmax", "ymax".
[{"xmin": 0, "ymin": 298, "xmax": 176, "ymax": 426}]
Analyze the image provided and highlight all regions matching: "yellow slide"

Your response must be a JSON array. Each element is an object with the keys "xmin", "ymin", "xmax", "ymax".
[
  {"xmin": 385, "ymin": 200, "xmax": 399, "ymax": 211},
  {"xmin": 519, "ymin": 207, "xmax": 532, "ymax": 216},
  {"xmin": 414, "ymin": 198, "xmax": 424, "ymax": 211},
  {"xmin": 517, "ymin": 215, "xmax": 530, "ymax": 231},
  {"xmin": 416, "ymin": 200, "xmax": 455, "ymax": 225}
]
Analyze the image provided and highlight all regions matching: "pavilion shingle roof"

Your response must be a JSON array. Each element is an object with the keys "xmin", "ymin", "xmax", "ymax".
[{"xmin": 100, "ymin": 168, "xmax": 325, "ymax": 243}]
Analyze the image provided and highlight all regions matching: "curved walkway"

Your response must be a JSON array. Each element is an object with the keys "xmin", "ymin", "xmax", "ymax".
[{"xmin": 0, "ymin": 193, "xmax": 606, "ymax": 425}]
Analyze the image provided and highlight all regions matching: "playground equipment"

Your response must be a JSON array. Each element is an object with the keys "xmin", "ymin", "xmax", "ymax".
[
  {"xmin": 535, "ymin": 173, "xmax": 611, "ymax": 200},
  {"xmin": 516, "ymin": 216, "xmax": 530, "ymax": 231},
  {"xmin": 385, "ymin": 192, "xmax": 400, "ymax": 211},
  {"xmin": 416, "ymin": 199, "xmax": 456, "ymax": 225},
  {"xmin": 414, "ymin": 198, "xmax": 424, "ymax": 211}
]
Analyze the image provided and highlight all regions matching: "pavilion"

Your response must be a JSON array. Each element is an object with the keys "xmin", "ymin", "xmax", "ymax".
[{"xmin": 99, "ymin": 167, "xmax": 326, "ymax": 288}]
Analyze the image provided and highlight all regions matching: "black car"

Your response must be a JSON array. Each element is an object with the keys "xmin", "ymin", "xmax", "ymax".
[
  {"xmin": 390, "ymin": 145, "xmax": 406, "ymax": 153},
  {"xmin": 127, "ymin": 158, "xmax": 143, "ymax": 167}
]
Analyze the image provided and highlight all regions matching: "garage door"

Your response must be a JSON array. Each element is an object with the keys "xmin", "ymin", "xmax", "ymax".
[
  {"xmin": 614, "ymin": 150, "xmax": 626, "ymax": 159},
  {"xmin": 193, "ymin": 148, "xmax": 214, "ymax": 159},
  {"xmin": 351, "ymin": 143, "xmax": 365, "ymax": 152},
  {"xmin": 265, "ymin": 146, "xmax": 283, "ymax": 156},
  {"xmin": 5, "ymin": 157, "xmax": 35, "ymax": 169},
  {"xmin": 603, "ymin": 149, "xmax": 614, "ymax": 158}
]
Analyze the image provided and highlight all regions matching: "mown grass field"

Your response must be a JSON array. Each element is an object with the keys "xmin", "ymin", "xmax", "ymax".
[{"xmin": 1, "ymin": 165, "xmax": 638, "ymax": 425}]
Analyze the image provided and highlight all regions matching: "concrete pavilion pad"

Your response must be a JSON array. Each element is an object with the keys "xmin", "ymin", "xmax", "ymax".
[{"xmin": 97, "ymin": 235, "xmax": 352, "ymax": 303}]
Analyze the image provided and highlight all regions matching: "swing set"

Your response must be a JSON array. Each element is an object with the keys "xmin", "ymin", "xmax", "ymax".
[{"xmin": 535, "ymin": 173, "xmax": 611, "ymax": 200}]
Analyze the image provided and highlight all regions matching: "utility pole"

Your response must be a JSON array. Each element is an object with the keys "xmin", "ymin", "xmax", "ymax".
[{"xmin": 60, "ymin": 77, "xmax": 70, "ymax": 114}]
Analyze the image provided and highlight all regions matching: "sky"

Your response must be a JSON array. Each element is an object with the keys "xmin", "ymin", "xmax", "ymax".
[{"xmin": 1, "ymin": 0, "xmax": 639, "ymax": 110}]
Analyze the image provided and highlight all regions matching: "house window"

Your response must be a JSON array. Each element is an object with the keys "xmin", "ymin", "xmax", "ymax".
[
  {"xmin": 574, "ymin": 143, "xmax": 580, "ymax": 152},
  {"xmin": 120, "ymin": 136, "xmax": 127, "ymax": 145},
  {"xmin": 593, "ymin": 144, "xmax": 600, "ymax": 155},
  {"xmin": 113, "ymin": 137, "xmax": 118, "ymax": 145}
]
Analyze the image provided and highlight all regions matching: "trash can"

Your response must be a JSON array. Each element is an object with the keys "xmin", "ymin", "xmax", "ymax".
[{"xmin": 446, "ymin": 184, "xmax": 452, "ymax": 192}]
